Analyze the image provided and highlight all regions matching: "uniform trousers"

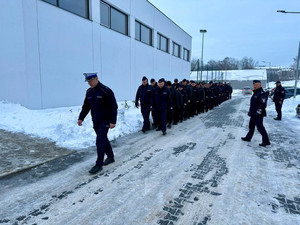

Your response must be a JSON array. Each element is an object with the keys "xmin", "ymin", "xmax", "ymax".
[
  {"xmin": 156, "ymin": 109, "xmax": 167, "ymax": 132},
  {"xmin": 141, "ymin": 106, "xmax": 151, "ymax": 129},
  {"xmin": 275, "ymin": 102, "xmax": 282, "ymax": 119},
  {"xmin": 93, "ymin": 122, "xmax": 114, "ymax": 166},
  {"xmin": 245, "ymin": 116, "xmax": 270, "ymax": 144}
]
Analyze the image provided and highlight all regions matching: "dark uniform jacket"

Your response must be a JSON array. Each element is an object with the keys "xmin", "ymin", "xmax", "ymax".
[
  {"xmin": 78, "ymin": 82, "xmax": 118, "ymax": 124},
  {"xmin": 248, "ymin": 87, "xmax": 268, "ymax": 117},
  {"xmin": 151, "ymin": 86, "xmax": 171, "ymax": 110},
  {"xmin": 198, "ymin": 87, "xmax": 205, "ymax": 101},
  {"xmin": 135, "ymin": 84, "xmax": 152, "ymax": 108},
  {"xmin": 178, "ymin": 89, "xmax": 187, "ymax": 105},
  {"xmin": 192, "ymin": 86, "xmax": 199, "ymax": 102},
  {"xmin": 273, "ymin": 85, "xmax": 285, "ymax": 102},
  {"xmin": 183, "ymin": 85, "xmax": 192, "ymax": 101},
  {"xmin": 169, "ymin": 86, "xmax": 180, "ymax": 108}
]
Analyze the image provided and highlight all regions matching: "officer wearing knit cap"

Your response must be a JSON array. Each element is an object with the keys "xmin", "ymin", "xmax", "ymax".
[
  {"xmin": 151, "ymin": 78, "xmax": 171, "ymax": 135},
  {"xmin": 135, "ymin": 76, "xmax": 152, "ymax": 132},
  {"xmin": 273, "ymin": 81, "xmax": 285, "ymax": 120}
]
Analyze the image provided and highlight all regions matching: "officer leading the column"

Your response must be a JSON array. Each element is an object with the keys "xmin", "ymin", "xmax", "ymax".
[{"xmin": 78, "ymin": 73, "xmax": 118, "ymax": 174}]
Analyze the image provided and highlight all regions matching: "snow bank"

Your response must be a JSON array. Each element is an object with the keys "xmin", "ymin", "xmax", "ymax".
[
  {"xmin": 0, "ymin": 91, "xmax": 298, "ymax": 150},
  {"xmin": 0, "ymin": 100, "xmax": 143, "ymax": 149}
]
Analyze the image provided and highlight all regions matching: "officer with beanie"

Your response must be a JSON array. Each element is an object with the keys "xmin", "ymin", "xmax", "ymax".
[
  {"xmin": 273, "ymin": 81, "xmax": 285, "ymax": 120},
  {"xmin": 78, "ymin": 73, "xmax": 118, "ymax": 174},
  {"xmin": 241, "ymin": 80, "xmax": 270, "ymax": 147},
  {"xmin": 135, "ymin": 76, "xmax": 152, "ymax": 132},
  {"xmin": 151, "ymin": 78, "xmax": 171, "ymax": 135}
]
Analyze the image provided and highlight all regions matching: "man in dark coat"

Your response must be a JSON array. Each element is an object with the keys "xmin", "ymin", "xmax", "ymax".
[
  {"xmin": 178, "ymin": 84, "xmax": 187, "ymax": 122},
  {"xmin": 241, "ymin": 80, "xmax": 270, "ymax": 147},
  {"xmin": 182, "ymin": 79, "xmax": 192, "ymax": 118},
  {"xmin": 150, "ymin": 78, "xmax": 158, "ymax": 127},
  {"xmin": 166, "ymin": 81, "xmax": 178, "ymax": 127},
  {"xmin": 151, "ymin": 78, "xmax": 171, "ymax": 135},
  {"xmin": 135, "ymin": 76, "xmax": 152, "ymax": 132},
  {"xmin": 78, "ymin": 73, "xmax": 118, "ymax": 174},
  {"xmin": 273, "ymin": 81, "xmax": 285, "ymax": 120}
]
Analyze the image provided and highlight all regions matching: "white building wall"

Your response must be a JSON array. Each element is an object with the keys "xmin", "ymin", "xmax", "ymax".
[
  {"xmin": 0, "ymin": 0, "xmax": 28, "ymax": 106},
  {"xmin": 0, "ymin": 0, "xmax": 192, "ymax": 109}
]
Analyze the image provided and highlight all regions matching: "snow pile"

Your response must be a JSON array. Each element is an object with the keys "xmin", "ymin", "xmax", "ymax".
[
  {"xmin": 0, "ymin": 100, "xmax": 143, "ymax": 149},
  {"xmin": 267, "ymin": 80, "xmax": 300, "ymax": 89},
  {"xmin": 267, "ymin": 95, "xmax": 300, "ymax": 131}
]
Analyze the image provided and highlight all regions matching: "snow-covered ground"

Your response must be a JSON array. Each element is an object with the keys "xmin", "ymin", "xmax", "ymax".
[
  {"xmin": 0, "ymin": 91, "xmax": 300, "ymax": 225},
  {"xmin": 0, "ymin": 88, "xmax": 298, "ymax": 150},
  {"xmin": 0, "ymin": 100, "xmax": 143, "ymax": 149},
  {"xmin": 1, "ymin": 92, "xmax": 300, "ymax": 225}
]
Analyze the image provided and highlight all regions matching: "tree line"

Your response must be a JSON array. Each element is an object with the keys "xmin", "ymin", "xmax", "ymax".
[{"xmin": 191, "ymin": 57, "xmax": 258, "ymax": 71}]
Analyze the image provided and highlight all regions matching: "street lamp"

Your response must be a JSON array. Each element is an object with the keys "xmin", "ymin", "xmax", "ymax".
[
  {"xmin": 200, "ymin": 29, "xmax": 207, "ymax": 82},
  {"xmin": 277, "ymin": 9, "xmax": 300, "ymax": 98},
  {"xmin": 262, "ymin": 61, "xmax": 271, "ymax": 88},
  {"xmin": 277, "ymin": 10, "xmax": 300, "ymax": 14}
]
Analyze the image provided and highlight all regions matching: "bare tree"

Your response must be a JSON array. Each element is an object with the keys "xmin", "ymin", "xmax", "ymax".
[
  {"xmin": 290, "ymin": 56, "xmax": 298, "ymax": 70},
  {"xmin": 191, "ymin": 58, "xmax": 200, "ymax": 71},
  {"xmin": 240, "ymin": 57, "xmax": 258, "ymax": 69}
]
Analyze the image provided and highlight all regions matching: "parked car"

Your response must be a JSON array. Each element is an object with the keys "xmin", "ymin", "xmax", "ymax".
[
  {"xmin": 296, "ymin": 104, "xmax": 300, "ymax": 118},
  {"xmin": 270, "ymin": 86, "xmax": 300, "ymax": 100},
  {"xmin": 242, "ymin": 86, "xmax": 252, "ymax": 95}
]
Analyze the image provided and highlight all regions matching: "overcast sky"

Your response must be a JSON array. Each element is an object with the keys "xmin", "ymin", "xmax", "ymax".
[{"xmin": 148, "ymin": 0, "xmax": 300, "ymax": 68}]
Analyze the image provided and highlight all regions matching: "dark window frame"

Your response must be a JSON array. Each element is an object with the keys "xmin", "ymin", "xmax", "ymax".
[
  {"xmin": 100, "ymin": 1, "xmax": 129, "ymax": 36},
  {"xmin": 41, "ymin": 0, "xmax": 90, "ymax": 19},
  {"xmin": 172, "ymin": 41, "xmax": 181, "ymax": 58},
  {"xmin": 135, "ymin": 20, "xmax": 153, "ymax": 46},
  {"xmin": 183, "ymin": 48, "xmax": 190, "ymax": 62},
  {"xmin": 157, "ymin": 33, "xmax": 169, "ymax": 53}
]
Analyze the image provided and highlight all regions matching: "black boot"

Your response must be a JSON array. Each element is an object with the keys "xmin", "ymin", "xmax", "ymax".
[
  {"xmin": 103, "ymin": 158, "xmax": 115, "ymax": 166},
  {"xmin": 241, "ymin": 137, "xmax": 251, "ymax": 142},
  {"xmin": 259, "ymin": 142, "xmax": 271, "ymax": 147},
  {"xmin": 89, "ymin": 165, "xmax": 102, "ymax": 174}
]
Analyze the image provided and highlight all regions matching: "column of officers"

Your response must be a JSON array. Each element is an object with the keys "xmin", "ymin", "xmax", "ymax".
[{"xmin": 135, "ymin": 76, "xmax": 233, "ymax": 135}]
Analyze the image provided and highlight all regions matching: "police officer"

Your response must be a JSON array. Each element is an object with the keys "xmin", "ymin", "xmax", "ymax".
[
  {"xmin": 78, "ymin": 73, "xmax": 118, "ymax": 174},
  {"xmin": 241, "ymin": 80, "xmax": 270, "ymax": 147},
  {"xmin": 135, "ymin": 76, "xmax": 152, "ymax": 132},
  {"xmin": 273, "ymin": 81, "xmax": 285, "ymax": 121},
  {"xmin": 150, "ymin": 78, "xmax": 158, "ymax": 127},
  {"xmin": 177, "ymin": 84, "xmax": 187, "ymax": 122},
  {"xmin": 182, "ymin": 79, "xmax": 192, "ymax": 118},
  {"xmin": 151, "ymin": 78, "xmax": 171, "ymax": 135}
]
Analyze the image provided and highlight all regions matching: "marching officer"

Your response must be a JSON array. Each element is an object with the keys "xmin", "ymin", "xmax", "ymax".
[
  {"xmin": 241, "ymin": 80, "xmax": 270, "ymax": 147},
  {"xmin": 78, "ymin": 73, "xmax": 118, "ymax": 174},
  {"xmin": 135, "ymin": 76, "xmax": 152, "ymax": 132},
  {"xmin": 178, "ymin": 84, "xmax": 187, "ymax": 122},
  {"xmin": 273, "ymin": 81, "xmax": 285, "ymax": 120},
  {"xmin": 151, "ymin": 78, "xmax": 171, "ymax": 135}
]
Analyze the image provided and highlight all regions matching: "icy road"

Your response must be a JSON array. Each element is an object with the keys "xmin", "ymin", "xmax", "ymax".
[{"xmin": 1, "ymin": 95, "xmax": 300, "ymax": 225}]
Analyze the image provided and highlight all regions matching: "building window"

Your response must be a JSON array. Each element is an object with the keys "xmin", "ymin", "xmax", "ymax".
[
  {"xmin": 100, "ymin": 1, "xmax": 128, "ymax": 36},
  {"xmin": 183, "ymin": 48, "xmax": 190, "ymax": 61},
  {"xmin": 135, "ymin": 21, "xmax": 152, "ymax": 46},
  {"xmin": 100, "ymin": 1, "xmax": 110, "ymax": 27},
  {"xmin": 157, "ymin": 33, "xmax": 169, "ymax": 53},
  {"xmin": 172, "ymin": 42, "xmax": 181, "ymax": 58},
  {"xmin": 41, "ymin": 0, "xmax": 89, "ymax": 19}
]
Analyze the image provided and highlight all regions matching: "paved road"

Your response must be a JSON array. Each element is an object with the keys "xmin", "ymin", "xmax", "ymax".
[
  {"xmin": 0, "ymin": 129, "xmax": 74, "ymax": 179},
  {"xmin": 1, "ymin": 96, "xmax": 299, "ymax": 225}
]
